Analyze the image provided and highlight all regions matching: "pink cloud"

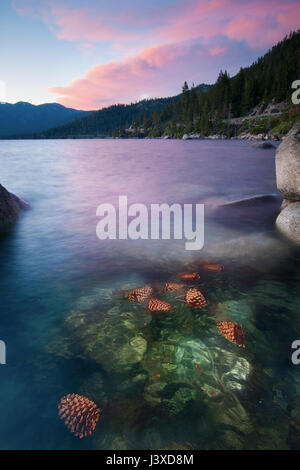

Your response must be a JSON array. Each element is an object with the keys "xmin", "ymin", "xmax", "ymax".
[
  {"xmin": 155, "ymin": 0, "xmax": 300, "ymax": 49},
  {"xmin": 48, "ymin": 37, "xmax": 257, "ymax": 110},
  {"xmin": 49, "ymin": 5, "xmax": 138, "ymax": 43},
  {"xmin": 13, "ymin": 0, "xmax": 300, "ymax": 109},
  {"xmin": 13, "ymin": 0, "xmax": 300, "ymax": 50},
  {"xmin": 209, "ymin": 46, "xmax": 227, "ymax": 56}
]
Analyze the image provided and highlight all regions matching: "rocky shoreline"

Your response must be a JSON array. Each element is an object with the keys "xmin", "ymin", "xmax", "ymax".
[
  {"xmin": 275, "ymin": 120, "xmax": 300, "ymax": 244},
  {"xmin": 178, "ymin": 132, "xmax": 281, "ymax": 141},
  {"xmin": 0, "ymin": 184, "xmax": 29, "ymax": 233}
]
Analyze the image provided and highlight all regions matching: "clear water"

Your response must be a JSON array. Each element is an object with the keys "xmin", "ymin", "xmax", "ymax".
[{"xmin": 0, "ymin": 139, "xmax": 299, "ymax": 450}]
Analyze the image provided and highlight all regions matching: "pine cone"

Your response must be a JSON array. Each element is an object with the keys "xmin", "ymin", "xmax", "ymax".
[
  {"xmin": 217, "ymin": 321, "xmax": 245, "ymax": 348},
  {"xmin": 179, "ymin": 272, "xmax": 200, "ymax": 281},
  {"xmin": 58, "ymin": 394, "xmax": 100, "ymax": 439},
  {"xmin": 128, "ymin": 286, "xmax": 153, "ymax": 303},
  {"xmin": 163, "ymin": 282, "xmax": 184, "ymax": 292},
  {"xmin": 202, "ymin": 264, "xmax": 224, "ymax": 272},
  {"xmin": 185, "ymin": 288, "xmax": 207, "ymax": 308},
  {"xmin": 146, "ymin": 298, "xmax": 171, "ymax": 312}
]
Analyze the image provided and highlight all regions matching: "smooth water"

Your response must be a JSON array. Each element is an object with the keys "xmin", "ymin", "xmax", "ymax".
[{"xmin": 0, "ymin": 139, "xmax": 299, "ymax": 450}]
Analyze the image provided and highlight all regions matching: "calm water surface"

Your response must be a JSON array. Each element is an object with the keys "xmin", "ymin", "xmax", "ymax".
[{"xmin": 0, "ymin": 139, "xmax": 299, "ymax": 449}]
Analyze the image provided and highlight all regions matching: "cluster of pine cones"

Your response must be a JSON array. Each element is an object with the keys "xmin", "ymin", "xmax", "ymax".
[
  {"xmin": 58, "ymin": 263, "xmax": 247, "ymax": 439},
  {"xmin": 126, "ymin": 265, "xmax": 245, "ymax": 348},
  {"xmin": 127, "ymin": 272, "xmax": 207, "ymax": 313}
]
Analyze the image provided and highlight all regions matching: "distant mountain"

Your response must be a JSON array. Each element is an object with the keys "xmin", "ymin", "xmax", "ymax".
[
  {"xmin": 0, "ymin": 102, "xmax": 90, "ymax": 136},
  {"xmin": 30, "ymin": 84, "xmax": 212, "ymax": 139}
]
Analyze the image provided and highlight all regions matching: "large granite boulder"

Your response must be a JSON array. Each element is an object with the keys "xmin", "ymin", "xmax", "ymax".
[
  {"xmin": 276, "ymin": 202, "xmax": 300, "ymax": 245},
  {"xmin": 275, "ymin": 120, "xmax": 300, "ymax": 200},
  {"xmin": 0, "ymin": 184, "xmax": 29, "ymax": 232},
  {"xmin": 275, "ymin": 120, "xmax": 300, "ymax": 244}
]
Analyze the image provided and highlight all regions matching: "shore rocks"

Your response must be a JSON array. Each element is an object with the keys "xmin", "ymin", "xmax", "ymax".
[
  {"xmin": 275, "ymin": 120, "xmax": 300, "ymax": 244},
  {"xmin": 238, "ymin": 132, "xmax": 279, "ymax": 141},
  {"xmin": 0, "ymin": 183, "xmax": 29, "ymax": 232},
  {"xmin": 182, "ymin": 133, "xmax": 205, "ymax": 140},
  {"xmin": 276, "ymin": 202, "xmax": 300, "ymax": 244},
  {"xmin": 276, "ymin": 120, "xmax": 300, "ymax": 200}
]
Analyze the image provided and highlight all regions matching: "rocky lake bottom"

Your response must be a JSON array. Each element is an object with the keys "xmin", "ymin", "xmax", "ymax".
[{"xmin": 0, "ymin": 139, "xmax": 299, "ymax": 449}]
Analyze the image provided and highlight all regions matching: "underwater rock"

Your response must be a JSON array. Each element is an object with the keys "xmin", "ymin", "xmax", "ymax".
[
  {"xmin": 204, "ymin": 233, "xmax": 291, "ymax": 270},
  {"xmin": 144, "ymin": 380, "xmax": 168, "ymax": 407},
  {"xmin": 75, "ymin": 287, "xmax": 116, "ymax": 311},
  {"xmin": 65, "ymin": 309, "xmax": 149, "ymax": 374},
  {"xmin": 252, "ymin": 141, "xmax": 275, "ymax": 149},
  {"xmin": 221, "ymin": 355, "xmax": 250, "ymax": 390},
  {"xmin": 213, "ymin": 399, "xmax": 253, "ymax": 435},
  {"xmin": 117, "ymin": 373, "xmax": 148, "ymax": 392},
  {"xmin": 121, "ymin": 336, "xmax": 147, "ymax": 362},
  {"xmin": 167, "ymin": 387, "xmax": 197, "ymax": 415},
  {"xmin": 210, "ymin": 194, "xmax": 282, "ymax": 234},
  {"xmin": 142, "ymin": 335, "xmax": 251, "ymax": 409}
]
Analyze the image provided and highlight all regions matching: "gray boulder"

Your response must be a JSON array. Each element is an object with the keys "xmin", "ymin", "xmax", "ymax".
[
  {"xmin": 0, "ymin": 184, "xmax": 29, "ymax": 232},
  {"xmin": 276, "ymin": 202, "xmax": 300, "ymax": 244},
  {"xmin": 275, "ymin": 120, "xmax": 300, "ymax": 200}
]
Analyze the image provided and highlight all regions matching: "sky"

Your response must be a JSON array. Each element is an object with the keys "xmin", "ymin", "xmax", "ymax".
[{"xmin": 1, "ymin": 0, "xmax": 300, "ymax": 110}]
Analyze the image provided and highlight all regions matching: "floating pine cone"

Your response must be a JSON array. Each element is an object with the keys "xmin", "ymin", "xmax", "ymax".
[
  {"xmin": 163, "ymin": 282, "xmax": 184, "ymax": 292},
  {"xmin": 185, "ymin": 288, "xmax": 207, "ymax": 308},
  {"xmin": 202, "ymin": 264, "xmax": 224, "ymax": 272},
  {"xmin": 128, "ymin": 286, "xmax": 153, "ymax": 303},
  {"xmin": 58, "ymin": 393, "xmax": 100, "ymax": 439},
  {"xmin": 146, "ymin": 298, "xmax": 171, "ymax": 312},
  {"xmin": 179, "ymin": 272, "xmax": 200, "ymax": 281},
  {"xmin": 217, "ymin": 321, "xmax": 245, "ymax": 348}
]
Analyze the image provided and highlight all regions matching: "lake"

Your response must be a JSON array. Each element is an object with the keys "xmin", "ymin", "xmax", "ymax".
[{"xmin": 0, "ymin": 139, "xmax": 299, "ymax": 449}]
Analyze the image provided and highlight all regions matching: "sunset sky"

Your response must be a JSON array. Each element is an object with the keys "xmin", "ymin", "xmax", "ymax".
[{"xmin": 1, "ymin": 0, "xmax": 300, "ymax": 109}]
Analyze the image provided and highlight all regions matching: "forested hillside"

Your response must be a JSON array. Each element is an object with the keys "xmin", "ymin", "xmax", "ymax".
[
  {"xmin": 125, "ymin": 30, "xmax": 300, "ymax": 138},
  {"xmin": 38, "ymin": 85, "xmax": 210, "ymax": 139}
]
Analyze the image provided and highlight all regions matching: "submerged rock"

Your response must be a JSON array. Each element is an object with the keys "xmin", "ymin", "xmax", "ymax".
[
  {"xmin": 204, "ymin": 232, "xmax": 291, "ymax": 270},
  {"xmin": 65, "ymin": 308, "xmax": 149, "ymax": 374},
  {"xmin": 252, "ymin": 141, "xmax": 275, "ymax": 149},
  {"xmin": 0, "ymin": 183, "xmax": 29, "ymax": 232},
  {"xmin": 142, "ymin": 335, "xmax": 251, "ymax": 409},
  {"xmin": 210, "ymin": 194, "xmax": 282, "ymax": 234}
]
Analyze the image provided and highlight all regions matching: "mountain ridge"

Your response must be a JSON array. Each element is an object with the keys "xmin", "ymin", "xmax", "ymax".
[{"xmin": 0, "ymin": 101, "xmax": 91, "ymax": 136}]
